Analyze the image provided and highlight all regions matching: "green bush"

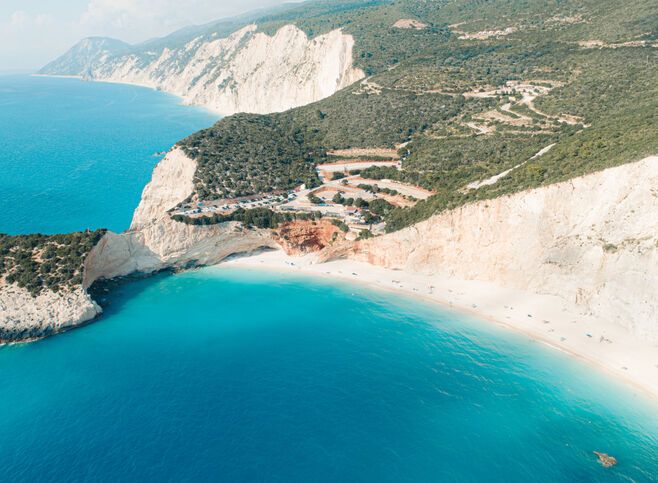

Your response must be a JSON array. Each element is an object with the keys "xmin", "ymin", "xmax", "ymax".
[{"xmin": 0, "ymin": 230, "xmax": 107, "ymax": 296}]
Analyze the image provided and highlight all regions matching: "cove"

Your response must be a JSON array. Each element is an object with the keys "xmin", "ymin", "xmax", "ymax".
[
  {"xmin": 0, "ymin": 267, "xmax": 657, "ymax": 481},
  {"xmin": 1, "ymin": 74, "xmax": 656, "ymax": 482}
]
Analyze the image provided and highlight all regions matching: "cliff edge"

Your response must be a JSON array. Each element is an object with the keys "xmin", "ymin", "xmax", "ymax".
[
  {"xmin": 351, "ymin": 156, "xmax": 658, "ymax": 342},
  {"xmin": 85, "ymin": 148, "xmax": 279, "ymax": 284},
  {"xmin": 4, "ymin": 154, "xmax": 656, "ymax": 344},
  {"xmin": 0, "ymin": 283, "xmax": 100, "ymax": 343},
  {"xmin": 41, "ymin": 25, "xmax": 364, "ymax": 116}
]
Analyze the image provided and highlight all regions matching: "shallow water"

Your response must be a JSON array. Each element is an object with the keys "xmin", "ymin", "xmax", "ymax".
[
  {"xmin": 0, "ymin": 75, "xmax": 656, "ymax": 482},
  {"xmin": 0, "ymin": 75, "xmax": 217, "ymax": 234},
  {"xmin": 1, "ymin": 267, "xmax": 657, "ymax": 481}
]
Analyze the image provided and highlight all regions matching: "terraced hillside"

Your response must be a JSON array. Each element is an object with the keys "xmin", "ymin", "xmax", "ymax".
[{"xmin": 177, "ymin": 0, "xmax": 657, "ymax": 231}]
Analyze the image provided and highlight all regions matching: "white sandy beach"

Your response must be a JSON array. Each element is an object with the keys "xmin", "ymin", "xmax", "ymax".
[{"xmin": 219, "ymin": 249, "xmax": 658, "ymax": 401}]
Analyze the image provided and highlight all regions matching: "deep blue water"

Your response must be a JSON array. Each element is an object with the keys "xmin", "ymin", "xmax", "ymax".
[
  {"xmin": 0, "ymin": 75, "xmax": 217, "ymax": 234},
  {"xmin": 0, "ymin": 75, "xmax": 657, "ymax": 482}
]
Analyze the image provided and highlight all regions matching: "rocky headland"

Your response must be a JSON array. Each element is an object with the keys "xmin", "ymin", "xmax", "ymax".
[{"xmin": 40, "ymin": 25, "xmax": 364, "ymax": 116}]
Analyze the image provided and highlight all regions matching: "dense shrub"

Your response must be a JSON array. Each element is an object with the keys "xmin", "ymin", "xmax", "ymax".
[{"xmin": 0, "ymin": 230, "xmax": 107, "ymax": 296}]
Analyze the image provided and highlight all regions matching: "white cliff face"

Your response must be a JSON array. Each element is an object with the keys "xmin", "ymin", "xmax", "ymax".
[
  {"xmin": 7, "ymin": 153, "xmax": 657, "ymax": 344},
  {"xmin": 353, "ymin": 156, "xmax": 658, "ymax": 342},
  {"xmin": 52, "ymin": 25, "xmax": 364, "ymax": 115},
  {"xmin": 0, "ymin": 147, "xmax": 277, "ymax": 343},
  {"xmin": 130, "ymin": 148, "xmax": 196, "ymax": 230},
  {"xmin": 87, "ymin": 153, "xmax": 658, "ymax": 343},
  {"xmin": 85, "ymin": 148, "xmax": 278, "ymax": 284},
  {"xmin": 0, "ymin": 283, "xmax": 101, "ymax": 343}
]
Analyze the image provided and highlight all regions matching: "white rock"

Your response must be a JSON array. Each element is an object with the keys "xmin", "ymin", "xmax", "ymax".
[
  {"xmin": 85, "ymin": 148, "xmax": 279, "ymax": 283},
  {"xmin": 0, "ymin": 284, "xmax": 101, "ymax": 343},
  {"xmin": 82, "ymin": 25, "xmax": 364, "ymax": 115},
  {"xmin": 353, "ymin": 156, "xmax": 658, "ymax": 342},
  {"xmin": 6, "ymin": 154, "xmax": 657, "ymax": 344}
]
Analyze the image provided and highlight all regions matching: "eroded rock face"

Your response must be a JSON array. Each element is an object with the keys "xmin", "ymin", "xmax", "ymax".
[
  {"xmin": 0, "ymin": 283, "xmax": 101, "ymax": 343},
  {"xmin": 352, "ymin": 156, "xmax": 658, "ymax": 342},
  {"xmin": 85, "ymin": 148, "xmax": 279, "ymax": 285},
  {"xmin": 273, "ymin": 220, "xmax": 344, "ymax": 255},
  {"xmin": 48, "ymin": 25, "xmax": 364, "ymax": 116},
  {"xmin": 88, "ymin": 154, "xmax": 658, "ymax": 342},
  {"xmin": 6, "ymin": 142, "xmax": 656, "ymax": 345},
  {"xmin": 0, "ymin": 147, "xmax": 278, "ymax": 343}
]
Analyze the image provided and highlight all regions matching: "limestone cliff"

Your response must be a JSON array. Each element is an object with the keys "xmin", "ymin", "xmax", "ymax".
[
  {"xmin": 0, "ymin": 283, "xmax": 100, "ymax": 343},
  {"xmin": 41, "ymin": 25, "xmax": 364, "ymax": 116},
  {"xmin": 64, "ymin": 154, "xmax": 658, "ymax": 344},
  {"xmin": 0, "ymin": 147, "xmax": 277, "ymax": 344},
  {"xmin": 85, "ymin": 148, "xmax": 278, "ymax": 284},
  {"xmin": 5, "ymin": 146, "xmax": 656, "ymax": 345},
  {"xmin": 351, "ymin": 156, "xmax": 658, "ymax": 342}
]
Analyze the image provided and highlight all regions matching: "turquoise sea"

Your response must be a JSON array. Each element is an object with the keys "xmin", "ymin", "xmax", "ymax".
[
  {"xmin": 0, "ymin": 75, "xmax": 217, "ymax": 234},
  {"xmin": 0, "ymin": 75, "xmax": 657, "ymax": 481}
]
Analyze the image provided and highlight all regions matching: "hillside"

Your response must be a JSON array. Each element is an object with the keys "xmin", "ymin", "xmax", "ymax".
[
  {"xmin": 174, "ymin": 0, "xmax": 656, "ymax": 232},
  {"xmin": 40, "ymin": 37, "xmax": 130, "ymax": 76},
  {"xmin": 36, "ymin": 0, "xmax": 658, "ymax": 239},
  {"xmin": 39, "ymin": 1, "xmax": 379, "ymax": 115}
]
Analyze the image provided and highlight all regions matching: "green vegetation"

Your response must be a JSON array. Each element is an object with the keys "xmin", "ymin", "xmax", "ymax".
[
  {"xmin": 358, "ymin": 184, "xmax": 399, "ymax": 196},
  {"xmin": 332, "ymin": 192, "xmax": 345, "ymax": 204},
  {"xmin": 171, "ymin": 208, "xmax": 322, "ymax": 228},
  {"xmin": 331, "ymin": 219, "xmax": 350, "ymax": 232},
  {"xmin": 15, "ymin": 0, "xmax": 653, "ymax": 299},
  {"xmin": 181, "ymin": 114, "xmax": 323, "ymax": 200},
  {"xmin": 368, "ymin": 198, "xmax": 394, "ymax": 216},
  {"xmin": 0, "ymin": 230, "xmax": 106, "ymax": 296},
  {"xmin": 179, "ymin": 0, "xmax": 656, "ymax": 232},
  {"xmin": 356, "ymin": 229, "xmax": 374, "ymax": 240}
]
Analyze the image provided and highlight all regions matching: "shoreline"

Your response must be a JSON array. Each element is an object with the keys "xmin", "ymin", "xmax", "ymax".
[
  {"xmin": 26, "ymin": 77, "xmax": 658, "ymax": 402},
  {"xmin": 32, "ymin": 73, "xmax": 226, "ymax": 116},
  {"xmin": 31, "ymin": 73, "xmax": 82, "ymax": 79},
  {"xmin": 218, "ymin": 249, "xmax": 658, "ymax": 401}
]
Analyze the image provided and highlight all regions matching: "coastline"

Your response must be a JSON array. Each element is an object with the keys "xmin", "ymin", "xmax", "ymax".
[
  {"xmin": 31, "ymin": 73, "xmax": 82, "ymax": 79},
  {"xmin": 31, "ymin": 73, "xmax": 225, "ymax": 116},
  {"xmin": 218, "ymin": 249, "xmax": 658, "ymax": 401}
]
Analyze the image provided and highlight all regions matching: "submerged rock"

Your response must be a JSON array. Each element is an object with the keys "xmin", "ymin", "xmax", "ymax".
[{"xmin": 594, "ymin": 451, "xmax": 617, "ymax": 468}]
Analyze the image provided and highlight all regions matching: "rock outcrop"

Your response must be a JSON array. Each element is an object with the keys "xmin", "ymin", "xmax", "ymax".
[
  {"xmin": 29, "ymin": 154, "xmax": 658, "ymax": 343},
  {"xmin": 0, "ymin": 283, "xmax": 101, "ymax": 343},
  {"xmin": 85, "ymin": 148, "xmax": 279, "ymax": 285},
  {"xmin": 41, "ymin": 25, "xmax": 364, "ymax": 116},
  {"xmin": 4, "ymin": 153, "xmax": 657, "ymax": 343},
  {"xmin": 352, "ymin": 156, "xmax": 658, "ymax": 342},
  {"xmin": 594, "ymin": 452, "xmax": 618, "ymax": 468},
  {"xmin": 273, "ymin": 220, "xmax": 344, "ymax": 255}
]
